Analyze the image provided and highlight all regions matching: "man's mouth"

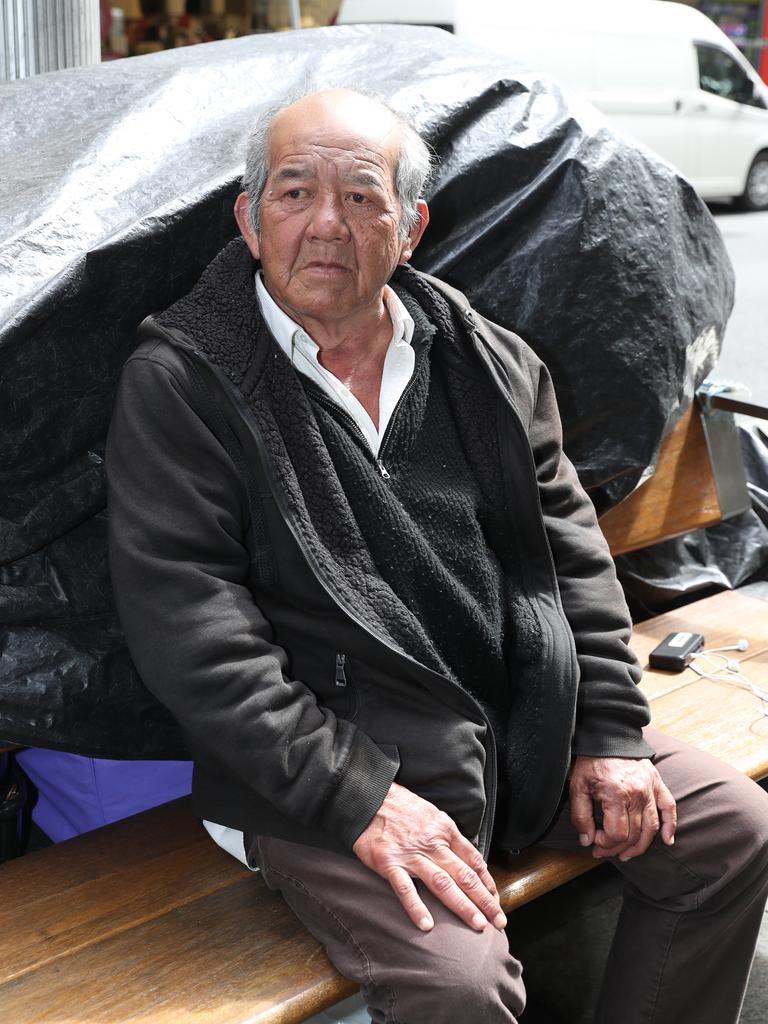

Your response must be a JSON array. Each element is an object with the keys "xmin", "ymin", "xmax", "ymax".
[{"xmin": 301, "ymin": 260, "xmax": 351, "ymax": 273}]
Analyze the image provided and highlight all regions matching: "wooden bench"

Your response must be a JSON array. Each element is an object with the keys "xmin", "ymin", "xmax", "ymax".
[{"xmin": 2, "ymin": 396, "xmax": 766, "ymax": 1023}]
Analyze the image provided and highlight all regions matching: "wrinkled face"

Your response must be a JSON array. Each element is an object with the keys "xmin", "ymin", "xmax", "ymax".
[{"xmin": 236, "ymin": 92, "xmax": 425, "ymax": 332}]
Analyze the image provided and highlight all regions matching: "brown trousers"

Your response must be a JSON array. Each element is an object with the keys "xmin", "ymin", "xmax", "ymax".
[{"xmin": 247, "ymin": 728, "xmax": 768, "ymax": 1024}]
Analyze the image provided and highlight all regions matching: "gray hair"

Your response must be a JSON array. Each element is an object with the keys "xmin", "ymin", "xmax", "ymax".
[{"xmin": 241, "ymin": 90, "xmax": 433, "ymax": 242}]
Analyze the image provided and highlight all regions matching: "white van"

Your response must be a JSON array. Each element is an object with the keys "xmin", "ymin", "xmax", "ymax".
[{"xmin": 336, "ymin": 0, "xmax": 768, "ymax": 210}]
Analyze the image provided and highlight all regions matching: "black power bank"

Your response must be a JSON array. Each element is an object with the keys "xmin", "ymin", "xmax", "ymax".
[{"xmin": 648, "ymin": 631, "xmax": 705, "ymax": 672}]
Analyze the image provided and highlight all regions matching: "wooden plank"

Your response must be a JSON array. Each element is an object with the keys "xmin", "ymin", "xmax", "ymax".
[
  {"xmin": 0, "ymin": 798, "xmax": 251, "ymax": 984},
  {"xmin": 0, "ymin": 876, "xmax": 355, "ymax": 1024},
  {"xmin": 0, "ymin": 804, "xmax": 352, "ymax": 1023},
  {"xmin": 599, "ymin": 404, "xmax": 722, "ymax": 556},
  {"xmin": 492, "ymin": 848, "xmax": 595, "ymax": 908}
]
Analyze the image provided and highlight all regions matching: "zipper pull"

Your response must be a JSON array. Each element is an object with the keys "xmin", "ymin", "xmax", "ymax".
[
  {"xmin": 335, "ymin": 653, "xmax": 347, "ymax": 687},
  {"xmin": 376, "ymin": 459, "xmax": 391, "ymax": 480}
]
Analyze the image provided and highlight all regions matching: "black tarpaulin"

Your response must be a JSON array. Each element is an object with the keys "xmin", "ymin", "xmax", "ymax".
[
  {"xmin": 617, "ymin": 420, "xmax": 768, "ymax": 619},
  {"xmin": 0, "ymin": 25, "xmax": 734, "ymax": 755}
]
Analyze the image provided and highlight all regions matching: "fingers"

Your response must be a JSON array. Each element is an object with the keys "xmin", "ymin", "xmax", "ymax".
[
  {"xmin": 598, "ymin": 779, "xmax": 676, "ymax": 863},
  {"xmin": 452, "ymin": 832, "xmax": 499, "ymax": 896},
  {"xmin": 353, "ymin": 783, "xmax": 505, "ymax": 932},
  {"xmin": 596, "ymin": 794, "xmax": 632, "ymax": 847},
  {"xmin": 656, "ymin": 778, "xmax": 678, "ymax": 845},
  {"xmin": 448, "ymin": 834, "xmax": 505, "ymax": 926},
  {"xmin": 385, "ymin": 852, "xmax": 505, "ymax": 934},
  {"xmin": 569, "ymin": 781, "xmax": 597, "ymax": 847},
  {"xmin": 602, "ymin": 793, "xmax": 659, "ymax": 861},
  {"xmin": 421, "ymin": 850, "xmax": 506, "ymax": 932},
  {"xmin": 386, "ymin": 865, "xmax": 434, "ymax": 932},
  {"xmin": 570, "ymin": 756, "xmax": 678, "ymax": 863},
  {"xmin": 594, "ymin": 787, "xmax": 652, "ymax": 859}
]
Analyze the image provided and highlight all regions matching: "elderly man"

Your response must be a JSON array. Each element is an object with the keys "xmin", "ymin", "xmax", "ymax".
[{"xmin": 107, "ymin": 89, "xmax": 768, "ymax": 1023}]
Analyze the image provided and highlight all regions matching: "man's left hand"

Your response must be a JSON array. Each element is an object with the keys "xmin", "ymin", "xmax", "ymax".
[{"xmin": 568, "ymin": 756, "xmax": 677, "ymax": 862}]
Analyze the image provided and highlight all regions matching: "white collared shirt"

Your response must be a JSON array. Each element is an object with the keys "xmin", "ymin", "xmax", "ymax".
[{"xmin": 255, "ymin": 272, "xmax": 415, "ymax": 457}]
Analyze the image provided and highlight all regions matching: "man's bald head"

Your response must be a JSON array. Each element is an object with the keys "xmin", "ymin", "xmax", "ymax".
[{"xmin": 242, "ymin": 88, "xmax": 433, "ymax": 241}]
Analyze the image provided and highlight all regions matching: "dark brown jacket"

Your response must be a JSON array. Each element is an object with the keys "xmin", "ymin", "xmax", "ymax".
[{"xmin": 106, "ymin": 239, "xmax": 651, "ymax": 858}]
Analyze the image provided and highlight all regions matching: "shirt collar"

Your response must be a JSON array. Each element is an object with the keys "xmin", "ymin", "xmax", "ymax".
[{"xmin": 254, "ymin": 271, "xmax": 414, "ymax": 364}]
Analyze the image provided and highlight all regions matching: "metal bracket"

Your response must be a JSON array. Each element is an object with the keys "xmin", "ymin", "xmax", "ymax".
[{"xmin": 696, "ymin": 384, "xmax": 753, "ymax": 520}]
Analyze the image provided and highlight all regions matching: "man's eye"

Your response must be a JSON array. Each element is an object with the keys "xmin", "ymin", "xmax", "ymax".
[
  {"xmin": 286, "ymin": 188, "xmax": 306, "ymax": 200},
  {"xmin": 348, "ymin": 193, "xmax": 368, "ymax": 205}
]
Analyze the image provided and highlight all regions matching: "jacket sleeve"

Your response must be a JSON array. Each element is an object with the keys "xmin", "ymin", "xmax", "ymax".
[
  {"xmin": 527, "ymin": 357, "xmax": 654, "ymax": 759},
  {"xmin": 106, "ymin": 345, "xmax": 398, "ymax": 849}
]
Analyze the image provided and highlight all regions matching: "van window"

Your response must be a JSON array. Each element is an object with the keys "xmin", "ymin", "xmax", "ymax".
[{"xmin": 696, "ymin": 43, "xmax": 767, "ymax": 108}]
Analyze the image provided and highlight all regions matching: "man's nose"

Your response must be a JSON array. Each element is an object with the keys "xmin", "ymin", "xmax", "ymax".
[{"xmin": 307, "ymin": 192, "xmax": 351, "ymax": 242}]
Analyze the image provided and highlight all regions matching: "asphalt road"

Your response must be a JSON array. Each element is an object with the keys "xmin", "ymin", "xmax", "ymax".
[{"xmin": 708, "ymin": 205, "xmax": 768, "ymax": 405}]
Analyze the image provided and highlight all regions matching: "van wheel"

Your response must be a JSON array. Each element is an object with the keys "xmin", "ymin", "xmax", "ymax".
[{"xmin": 740, "ymin": 151, "xmax": 768, "ymax": 211}]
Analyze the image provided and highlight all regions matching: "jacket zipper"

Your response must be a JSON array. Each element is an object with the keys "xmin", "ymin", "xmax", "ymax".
[
  {"xmin": 335, "ymin": 652, "xmax": 347, "ymax": 687},
  {"xmin": 305, "ymin": 367, "xmax": 423, "ymax": 481},
  {"xmin": 376, "ymin": 370, "xmax": 422, "ymax": 466},
  {"xmin": 306, "ymin": 386, "xmax": 392, "ymax": 480}
]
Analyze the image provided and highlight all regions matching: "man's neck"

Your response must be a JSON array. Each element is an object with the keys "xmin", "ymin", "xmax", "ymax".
[
  {"xmin": 266, "ymin": 287, "xmax": 396, "ymax": 427},
  {"xmin": 285, "ymin": 297, "xmax": 392, "ymax": 358}
]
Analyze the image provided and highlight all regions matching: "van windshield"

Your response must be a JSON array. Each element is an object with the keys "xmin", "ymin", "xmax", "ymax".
[{"xmin": 696, "ymin": 43, "xmax": 767, "ymax": 109}]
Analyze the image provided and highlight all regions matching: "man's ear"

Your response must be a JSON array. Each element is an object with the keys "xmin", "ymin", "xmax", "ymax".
[
  {"xmin": 398, "ymin": 200, "xmax": 430, "ymax": 264},
  {"xmin": 234, "ymin": 192, "xmax": 260, "ymax": 260}
]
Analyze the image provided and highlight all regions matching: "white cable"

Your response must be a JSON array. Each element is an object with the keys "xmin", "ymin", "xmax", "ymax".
[
  {"xmin": 701, "ymin": 639, "xmax": 749, "ymax": 655},
  {"xmin": 688, "ymin": 654, "xmax": 768, "ymax": 714},
  {"xmin": 650, "ymin": 650, "xmax": 768, "ymax": 714}
]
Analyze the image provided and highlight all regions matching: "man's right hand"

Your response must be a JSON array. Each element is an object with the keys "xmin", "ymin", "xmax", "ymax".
[{"xmin": 352, "ymin": 782, "xmax": 507, "ymax": 933}]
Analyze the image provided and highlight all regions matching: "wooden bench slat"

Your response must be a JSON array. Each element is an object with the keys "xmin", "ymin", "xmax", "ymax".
[
  {"xmin": 0, "ymin": 877, "xmax": 354, "ymax": 1024},
  {"xmin": 492, "ymin": 848, "xmax": 595, "ymax": 908},
  {"xmin": 598, "ymin": 403, "xmax": 722, "ymax": 556},
  {"xmin": 0, "ymin": 798, "xmax": 250, "ymax": 984}
]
